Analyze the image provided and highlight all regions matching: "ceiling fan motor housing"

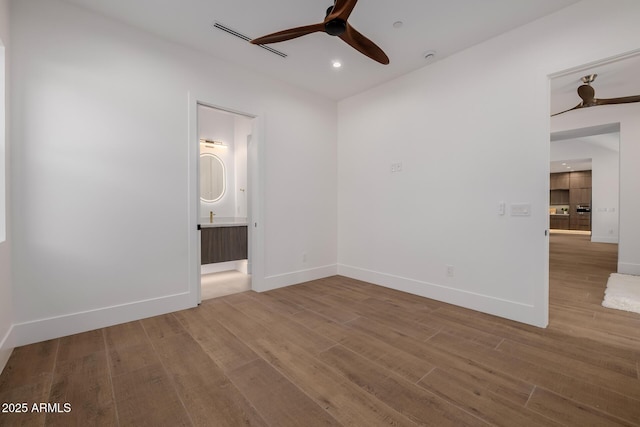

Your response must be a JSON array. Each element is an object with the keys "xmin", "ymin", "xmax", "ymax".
[
  {"xmin": 325, "ymin": 18, "xmax": 346, "ymax": 36},
  {"xmin": 577, "ymin": 84, "xmax": 596, "ymax": 106}
]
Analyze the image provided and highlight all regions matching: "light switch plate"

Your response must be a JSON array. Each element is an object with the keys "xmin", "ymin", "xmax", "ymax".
[
  {"xmin": 510, "ymin": 203, "xmax": 531, "ymax": 216},
  {"xmin": 498, "ymin": 201, "xmax": 506, "ymax": 215}
]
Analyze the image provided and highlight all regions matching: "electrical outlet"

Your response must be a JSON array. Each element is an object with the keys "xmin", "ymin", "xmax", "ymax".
[
  {"xmin": 446, "ymin": 265, "xmax": 454, "ymax": 277},
  {"xmin": 390, "ymin": 162, "xmax": 403, "ymax": 173}
]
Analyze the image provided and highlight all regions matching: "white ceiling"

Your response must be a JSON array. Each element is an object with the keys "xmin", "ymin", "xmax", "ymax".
[
  {"xmin": 550, "ymin": 158, "xmax": 591, "ymax": 174},
  {"xmin": 61, "ymin": 0, "xmax": 581, "ymax": 100},
  {"xmin": 550, "ymin": 133, "xmax": 620, "ymax": 173}
]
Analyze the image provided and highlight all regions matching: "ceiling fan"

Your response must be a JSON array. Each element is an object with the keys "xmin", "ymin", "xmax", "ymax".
[
  {"xmin": 250, "ymin": 0, "xmax": 389, "ymax": 65},
  {"xmin": 552, "ymin": 74, "xmax": 640, "ymax": 116}
]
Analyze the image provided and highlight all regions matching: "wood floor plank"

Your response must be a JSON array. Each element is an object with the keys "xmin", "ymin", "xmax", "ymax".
[
  {"xmin": 0, "ymin": 380, "xmax": 52, "ymax": 427},
  {"xmin": 311, "ymin": 277, "xmax": 374, "ymax": 302},
  {"xmin": 56, "ymin": 330, "xmax": 105, "ymax": 363},
  {"xmin": 292, "ymin": 309, "xmax": 434, "ymax": 383},
  {"xmin": 418, "ymin": 311, "xmax": 504, "ymax": 349},
  {"xmin": 549, "ymin": 311, "xmax": 640, "ymax": 354},
  {"xmin": 526, "ymin": 386, "xmax": 633, "ymax": 427},
  {"xmin": 431, "ymin": 305, "xmax": 639, "ymax": 378},
  {"xmin": 46, "ymin": 351, "xmax": 116, "ymax": 427},
  {"xmin": 104, "ymin": 321, "xmax": 149, "ymax": 350},
  {"xmin": 206, "ymin": 300, "xmax": 420, "ymax": 426},
  {"xmin": 429, "ymin": 332, "xmax": 640, "ymax": 424},
  {"xmin": 496, "ymin": 339, "xmax": 640, "ymax": 401},
  {"xmin": 227, "ymin": 358, "xmax": 340, "ymax": 427},
  {"xmin": 346, "ymin": 312, "xmax": 535, "ymax": 406},
  {"xmin": 346, "ymin": 315, "xmax": 440, "ymax": 344},
  {"xmin": 232, "ymin": 298, "xmax": 336, "ymax": 354},
  {"xmin": 0, "ymin": 341, "xmax": 58, "ymax": 427},
  {"xmin": 0, "ymin": 340, "xmax": 58, "ymax": 389},
  {"xmin": 139, "ymin": 313, "xmax": 186, "ymax": 341},
  {"xmin": 111, "ymin": 363, "xmax": 191, "ymax": 426},
  {"xmin": 173, "ymin": 307, "xmax": 259, "ymax": 373},
  {"xmin": 417, "ymin": 368, "xmax": 560, "ymax": 427},
  {"xmin": 108, "ymin": 342, "xmax": 161, "ymax": 377},
  {"xmin": 318, "ymin": 344, "xmax": 488, "ymax": 426},
  {"xmin": 244, "ymin": 291, "xmax": 305, "ymax": 315},
  {"xmin": 271, "ymin": 286, "xmax": 359, "ymax": 323},
  {"xmin": 151, "ymin": 332, "xmax": 268, "ymax": 427},
  {"xmin": 318, "ymin": 294, "xmax": 441, "ymax": 342},
  {"xmin": 331, "ymin": 276, "xmax": 447, "ymax": 311}
]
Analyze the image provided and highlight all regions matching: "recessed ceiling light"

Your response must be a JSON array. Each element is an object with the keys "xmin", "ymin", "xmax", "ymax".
[
  {"xmin": 561, "ymin": 162, "xmax": 567, "ymax": 165},
  {"xmin": 332, "ymin": 60, "xmax": 342, "ymax": 68},
  {"xmin": 423, "ymin": 50, "xmax": 437, "ymax": 61},
  {"xmin": 393, "ymin": 21, "xmax": 403, "ymax": 29}
]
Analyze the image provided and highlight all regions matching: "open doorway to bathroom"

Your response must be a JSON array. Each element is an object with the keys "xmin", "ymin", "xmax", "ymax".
[{"xmin": 197, "ymin": 104, "xmax": 254, "ymax": 300}]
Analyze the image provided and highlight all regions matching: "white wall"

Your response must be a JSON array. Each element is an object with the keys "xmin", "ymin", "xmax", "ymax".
[
  {"xmin": 552, "ymin": 103, "xmax": 640, "ymax": 274},
  {"xmin": 337, "ymin": 0, "xmax": 640, "ymax": 327},
  {"xmin": 0, "ymin": 0, "xmax": 12, "ymax": 373},
  {"xmin": 550, "ymin": 134, "xmax": 620, "ymax": 243},
  {"xmin": 10, "ymin": 0, "xmax": 337, "ymax": 346}
]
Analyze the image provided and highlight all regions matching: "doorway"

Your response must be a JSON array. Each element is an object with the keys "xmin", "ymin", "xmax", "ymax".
[
  {"xmin": 194, "ymin": 103, "xmax": 259, "ymax": 302},
  {"xmin": 548, "ymin": 53, "xmax": 633, "ymax": 319}
]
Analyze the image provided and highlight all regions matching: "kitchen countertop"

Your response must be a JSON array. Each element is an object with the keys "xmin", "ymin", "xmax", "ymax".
[
  {"xmin": 550, "ymin": 213, "xmax": 570, "ymax": 216},
  {"xmin": 200, "ymin": 217, "xmax": 248, "ymax": 228}
]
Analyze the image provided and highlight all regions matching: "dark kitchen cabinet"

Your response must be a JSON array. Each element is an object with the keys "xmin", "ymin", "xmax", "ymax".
[
  {"xmin": 550, "ymin": 172, "xmax": 570, "ymax": 190},
  {"xmin": 550, "ymin": 215, "xmax": 570, "ymax": 230},
  {"xmin": 550, "ymin": 189, "xmax": 569, "ymax": 205},
  {"xmin": 576, "ymin": 215, "xmax": 591, "ymax": 231},
  {"xmin": 569, "ymin": 188, "xmax": 591, "ymax": 206},
  {"xmin": 550, "ymin": 171, "xmax": 591, "ymax": 231},
  {"xmin": 569, "ymin": 170, "xmax": 592, "ymax": 189}
]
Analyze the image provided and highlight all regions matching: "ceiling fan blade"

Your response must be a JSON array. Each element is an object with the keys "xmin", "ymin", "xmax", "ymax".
[
  {"xmin": 340, "ymin": 24, "xmax": 389, "ymax": 65},
  {"xmin": 595, "ymin": 94, "xmax": 640, "ymax": 106},
  {"xmin": 326, "ymin": 0, "xmax": 358, "ymax": 22},
  {"xmin": 251, "ymin": 23, "xmax": 324, "ymax": 45},
  {"xmin": 551, "ymin": 103, "xmax": 582, "ymax": 117}
]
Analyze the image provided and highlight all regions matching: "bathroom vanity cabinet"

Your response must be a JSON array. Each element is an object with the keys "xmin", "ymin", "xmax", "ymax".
[{"xmin": 201, "ymin": 225, "xmax": 248, "ymax": 264}]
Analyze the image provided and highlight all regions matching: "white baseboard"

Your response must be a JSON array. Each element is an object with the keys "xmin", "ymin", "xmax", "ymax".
[
  {"xmin": 618, "ymin": 262, "xmax": 640, "ymax": 276},
  {"xmin": 256, "ymin": 264, "xmax": 338, "ymax": 292},
  {"xmin": 0, "ymin": 325, "xmax": 14, "ymax": 375},
  {"xmin": 6, "ymin": 264, "xmax": 337, "ymax": 348},
  {"xmin": 337, "ymin": 264, "xmax": 547, "ymax": 328},
  {"xmin": 8, "ymin": 292, "xmax": 196, "ymax": 348},
  {"xmin": 591, "ymin": 235, "xmax": 619, "ymax": 244},
  {"xmin": 201, "ymin": 260, "xmax": 248, "ymax": 275}
]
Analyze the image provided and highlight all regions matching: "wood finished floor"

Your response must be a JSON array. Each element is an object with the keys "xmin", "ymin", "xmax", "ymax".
[{"xmin": 2, "ymin": 234, "xmax": 639, "ymax": 426}]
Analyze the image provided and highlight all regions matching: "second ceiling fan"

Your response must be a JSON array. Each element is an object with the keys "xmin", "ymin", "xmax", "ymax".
[
  {"xmin": 552, "ymin": 74, "xmax": 640, "ymax": 116},
  {"xmin": 250, "ymin": 0, "xmax": 389, "ymax": 65}
]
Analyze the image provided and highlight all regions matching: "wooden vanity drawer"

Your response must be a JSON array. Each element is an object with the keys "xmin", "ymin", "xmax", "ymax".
[{"xmin": 201, "ymin": 226, "xmax": 248, "ymax": 264}]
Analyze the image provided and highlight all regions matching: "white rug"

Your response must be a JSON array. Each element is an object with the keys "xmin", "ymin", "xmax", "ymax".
[{"xmin": 602, "ymin": 273, "xmax": 640, "ymax": 314}]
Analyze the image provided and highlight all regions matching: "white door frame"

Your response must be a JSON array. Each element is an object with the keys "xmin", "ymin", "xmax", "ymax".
[{"xmin": 187, "ymin": 93, "xmax": 265, "ymax": 305}]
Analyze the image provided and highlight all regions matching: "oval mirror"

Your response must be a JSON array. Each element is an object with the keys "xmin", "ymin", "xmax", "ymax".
[{"xmin": 200, "ymin": 153, "xmax": 225, "ymax": 202}]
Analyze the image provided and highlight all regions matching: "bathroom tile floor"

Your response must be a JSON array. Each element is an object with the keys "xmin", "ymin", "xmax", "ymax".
[{"xmin": 201, "ymin": 270, "xmax": 251, "ymax": 300}]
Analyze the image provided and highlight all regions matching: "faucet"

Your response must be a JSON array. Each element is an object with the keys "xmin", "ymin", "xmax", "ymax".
[{"xmin": 209, "ymin": 211, "xmax": 215, "ymax": 223}]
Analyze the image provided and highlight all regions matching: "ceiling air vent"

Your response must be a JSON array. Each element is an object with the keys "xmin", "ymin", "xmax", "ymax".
[{"xmin": 213, "ymin": 22, "xmax": 287, "ymax": 58}]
